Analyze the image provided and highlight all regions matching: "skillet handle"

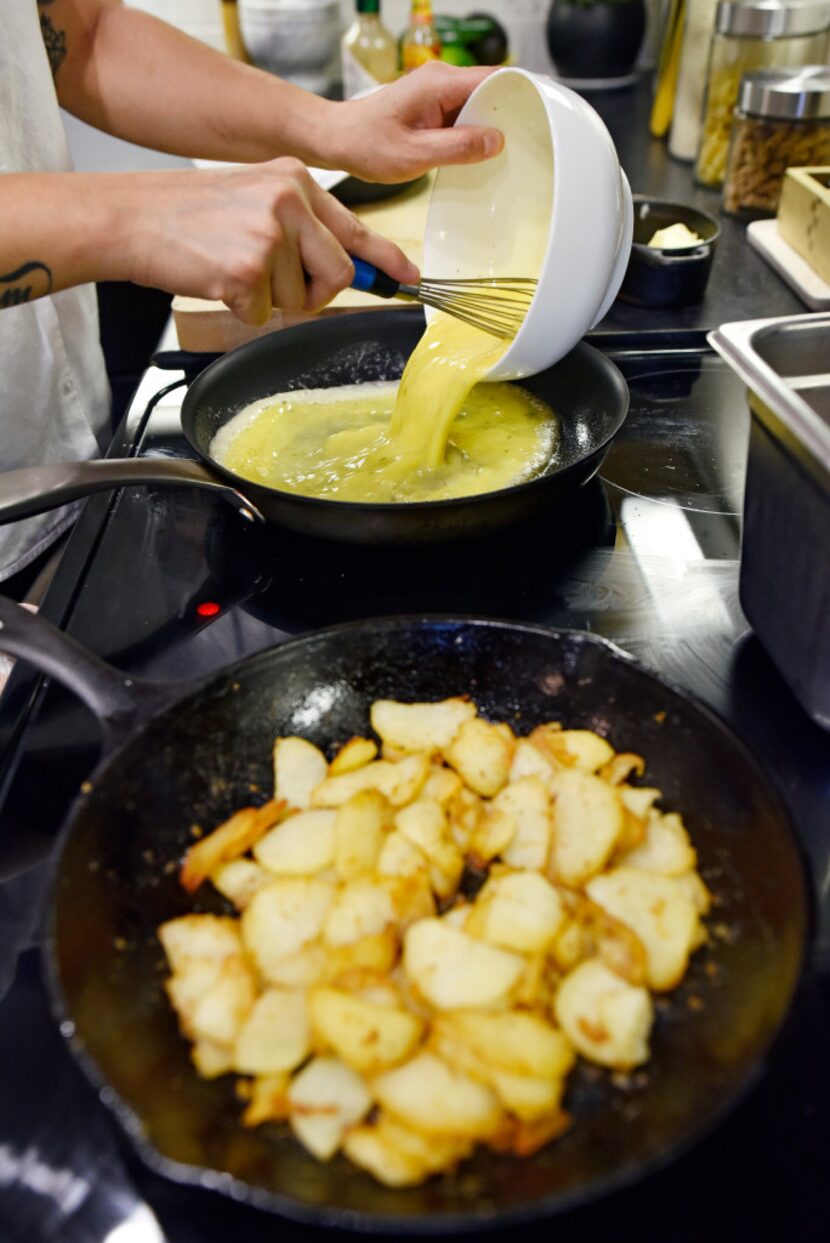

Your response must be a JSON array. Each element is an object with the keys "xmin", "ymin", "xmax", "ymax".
[
  {"xmin": 0, "ymin": 597, "xmax": 175, "ymax": 748},
  {"xmin": 0, "ymin": 459, "xmax": 265, "ymax": 525}
]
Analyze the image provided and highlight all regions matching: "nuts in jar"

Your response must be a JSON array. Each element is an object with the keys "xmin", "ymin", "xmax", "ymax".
[{"xmin": 723, "ymin": 67, "xmax": 830, "ymax": 218}]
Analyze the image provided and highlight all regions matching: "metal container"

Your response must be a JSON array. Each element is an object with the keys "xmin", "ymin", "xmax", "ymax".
[
  {"xmin": 723, "ymin": 66, "xmax": 830, "ymax": 218},
  {"xmin": 708, "ymin": 313, "xmax": 830, "ymax": 730},
  {"xmin": 695, "ymin": 0, "xmax": 830, "ymax": 187}
]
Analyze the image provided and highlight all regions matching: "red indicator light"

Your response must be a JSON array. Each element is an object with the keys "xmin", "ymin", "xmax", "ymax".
[{"xmin": 196, "ymin": 601, "xmax": 221, "ymax": 618}]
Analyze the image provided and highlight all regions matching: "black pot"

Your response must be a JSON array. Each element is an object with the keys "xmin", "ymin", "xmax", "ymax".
[{"xmin": 546, "ymin": 0, "xmax": 646, "ymax": 83}]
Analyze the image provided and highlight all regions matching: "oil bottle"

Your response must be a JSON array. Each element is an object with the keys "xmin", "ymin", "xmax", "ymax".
[
  {"xmin": 341, "ymin": 0, "xmax": 398, "ymax": 98},
  {"xmin": 401, "ymin": 0, "xmax": 441, "ymax": 72}
]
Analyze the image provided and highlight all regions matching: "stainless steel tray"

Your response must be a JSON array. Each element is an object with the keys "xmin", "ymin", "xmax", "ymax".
[{"xmin": 709, "ymin": 313, "xmax": 830, "ymax": 731}]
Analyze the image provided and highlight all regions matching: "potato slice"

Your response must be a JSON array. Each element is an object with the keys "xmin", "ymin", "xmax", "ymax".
[
  {"xmin": 334, "ymin": 789, "xmax": 391, "ymax": 880},
  {"xmin": 447, "ymin": 784, "xmax": 483, "ymax": 850},
  {"xmin": 241, "ymin": 879, "xmax": 334, "ymax": 980},
  {"xmin": 187, "ymin": 957, "xmax": 257, "ymax": 1047},
  {"xmin": 309, "ymin": 987, "xmax": 424, "ymax": 1074},
  {"xmin": 210, "ymin": 858, "xmax": 273, "ymax": 909},
  {"xmin": 374, "ymin": 1113, "xmax": 473, "ymax": 1176},
  {"xmin": 675, "ymin": 870, "xmax": 712, "ymax": 917},
  {"xmin": 468, "ymin": 806, "xmax": 516, "ymax": 865},
  {"xmin": 342, "ymin": 1125, "xmax": 427, "ymax": 1187},
  {"xmin": 323, "ymin": 878, "xmax": 395, "ymax": 947},
  {"xmin": 601, "ymin": 753, "xmax": 646, "ymax": 786},
  {"xmin": 549, "ymin": 768, "xmax": 623, "ymax": 886},
  {"xmin": 329, "ymin": 736, "xmax": 377, "ymax": 776},
  {"xmin": 321, "ymin": 930, "xmax": 400, "ymax": 983},
  {"xmin": 288, "ymin": 1056, "xmax": 372, "ymax": 1161},
  {"xmin": 547, "ymin": 729, "xmax": 616, "ymax": 773},
  {"xmin": 260, "ymin": 944, "xmax": 327, "ymax": 988},
  {"xmin": 394, "ymin": 799, "xmax": 463, "ymax": 887},
  {"xmin": 490, "ymin": 1070, "xmax": 567, "ymax": 1122},
  {"xmin": 554, "ymin": 958, "xmax": 653, "ymax": 1070},
  {"xmin": 376, "ymin": 830, "xmax": 430, "ymax": 880},
  {"xmin": 497, "ymin": 776, "xmax": 551, "ymax": 871},
  {"xmin": 240, "ymin": 1072, "xmax": 291, "ymax": 1126},
  {"xmin": 370, "ymin": 697, "xmax": 476, "ymax": 755},
  {"xmin": 234, "ymin": 988, "xmax": 310, "ymax": 1074},
  {"xmin": 403, "ymin": 919, "xmax": 524, "ymax": 1011},
  {"xmin": 508, "ymin": 737, "xmax": 559, "ymax": 787},
  {"xmin": 373, "ymin": 1051, "xmax": 502, "ymax": 1139},
  {"xmin": 274, "ymin": 737, "xmax": 328, "ymax": 810},
  {"xmin": 585, "ymin": 867, "xmax": 700, "ymax": 990},
  {"xmin": 619, "ymin": 785, "xmax": 662, "ymax": 819},
  {"xmin": 253, "ymin": 809, "xmax": 336, "ymax": 876},
  {"xmin": 466, "ymin": 869, "xmax": 565, "ymax": 955},
  {"xmin": 191, "ymin": 1039, "xmax": 234, "ymax": 1079},
  {"xmin": 179, "ymin": 800, "xmax": 285, "ymax": 893},
  {"xmin": 434, "ymin": 1011, "xmax": 574, "ymax": 1081},
  {"xmin": 617, "ymin": 811, "xmax": 697, "ymax": 875},
  {"xmin": 312, "ymin": 753, "xmax": 430, "ymax": 809},
  {"xmin": 158, "ymin": 914, "xmax": 243, "ymax": 973},
  {"xmin": 422, "ymin": 765, "xmax": 464, "ymax": 807},
  {"xmin": 444, "ymin": 718, "xmax": 514, "ymax": 797}
]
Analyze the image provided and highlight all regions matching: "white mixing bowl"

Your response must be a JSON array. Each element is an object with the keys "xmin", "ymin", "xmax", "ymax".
[{"xmin": 422, "ymin": 68, "xmax": 633, "ymax": 381}]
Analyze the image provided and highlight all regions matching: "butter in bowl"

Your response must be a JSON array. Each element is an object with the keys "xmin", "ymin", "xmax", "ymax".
[{"xmin": 617, "ymin": 196, "xmax": 720, "ymax": 308}]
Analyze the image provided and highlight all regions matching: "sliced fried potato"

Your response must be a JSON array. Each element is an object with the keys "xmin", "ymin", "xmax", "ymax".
[
  {"xmin": 619, "ymin": 785, "xmax": 662, "ymax": 819},
  {"xmin": 309, "ymin": 986, "xmax": 424, "ymax": 1074},
  {"xmin": 234, "ymin": 988, "xmax": 311, "ymax": 1074},
  {"xmin": 274, "ymin": 737, "xmax": 328, "ymax": 810},
  {"xmin": 376, "ymin": 830, "xmax": 431, "ymax": 880},
  {"xmin": 158, "ymin": 914, "xmax": 243, "ymax": 973},
  {"xmin": 548, "ymin": 729, "xmax": 616, "ymax": 773},
  {"xmin": 179, "ymin": 800, "xmax": 285, "ymax": 893},
  {"xmin": 191, "ymin": 1039, "xmax": 234, "ymax": 1079},
  {"xmin": 508, "ymin": 737, "xmax": 559, "ymax": 787},
  {"xmin": 210, "ymin": 858, "xmax": 273, "ymax": 909},
  {"xmin": 549, "ymin": 768, "xmax": 623, "ymax": 886},
  {"xmin": 253, "ymin": 809, "xmax": 337, "ymax": 876},
  {"xmin": 601, "ymin": 753, "xmax": 646, "ymax": 786},
  {"xmin": 323, "ymin": 878, "xmax": 395, "ymax": 947},
  {"xmin": 321, "ymin": 930, "xmax": 399, "ymax": 983},
  {"xmin": 187, "ymin": 957, "xmax": 257, "ymax": 1046},
  {"xmin": 259, "ymin": 944, "xmax": 327, "ymax": 988},
  {"xmin": 447, "ymin": 784, "xmax": 482, "ymax": 850},
  {"xmin": 403, "ymin": 919, "xmax": 524, "ymax": 1011},
  {"xmin": 468, "ymin": 806, "xmax": 515, "ymax": 865},
  {"xmin": 586, "ymin": 867, "xmax": 700, "ymax": 990},
  {"xmin": 394, "ymin": 799, "xmax": 463, "ymax": 887},
  {"xmin": 497, "ymin": 776, "xmax": 551, "ymax": 871},
  {"xmin": 374, "ymin": 1113, "xmax": 473, "ymax": 1176},
  {"xmin": 240, "ymin": 1072, "xmax": 291, "ymax": 1126},
  {"xmin": 370, "ymin": 697, "xmax": 476, "ymax": 756},
  {"xmin": 444, "ymin": 717, "xmax": 514, "ymax": 797},
  {"xmin": 311, "ymin": 753, "xmax": 430, "ymax": 809},
  {"xmin": 329, "ymin": 736, "xmax": 377, "ymax": 776},
  {"xmin": 554, "ymin": 957, "xmax": 653, "ymax": 1069},
  {"xmin": 342, "ymin": 1124, "xmax": 427, "ymax": 1187},
  {"xmin": 466, "ymin": 869, "xmax": 565, "ymax": 954},
  {"xmin": 490, "ymin": 1070, "xmax": 567, "ymax": 1122},
  {"xmin": 288, "ymin": 1056, "xmax": 372, "ymax": 1161},
  {"xmin": 617, "ymin": 811, "xmax": 697, "ymax": 875},
  {"xmin": 241, "ymin": 878, "xmax": 335, "ymax": 980},
  {"xmin": 433, "ymin": 1010, "xmax": 574, "ymax": 1081},
  {"xmin": 422, "ymin": 765, "xmax": 464, "ymax": 807},
  {"xmin": 373, "ymin": 1051, "xmax": 502, "ymax": 1139},
  {"xmin": 334, "ymin": 789, "xmax": 391, "ymax": 880}
]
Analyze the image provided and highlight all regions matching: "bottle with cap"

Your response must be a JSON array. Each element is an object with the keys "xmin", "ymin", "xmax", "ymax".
[
  {"xmin": 341, "ymin": 0, "xmax": 397, "ymax": 98},
  {"xmin": 402, "ymin": 0, "xmax": 441, "ymax": 72},
  {"xmin": 723, "ymin": 65, "xmax": 830, "ymax": 217},
  {"xmin": 695, "ymin": 0, "xmax": 830, "ymax": 188}
]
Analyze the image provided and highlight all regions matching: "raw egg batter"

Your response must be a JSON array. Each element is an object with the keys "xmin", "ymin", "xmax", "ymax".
[{"xmin": 211, "ymin": 313, "xmax": 558, "ymax": 504}]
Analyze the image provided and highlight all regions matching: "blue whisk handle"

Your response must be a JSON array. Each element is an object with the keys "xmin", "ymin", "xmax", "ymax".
[{"xmin": 349, "ymin": 257, "xmax": 401, "ymax": 299}]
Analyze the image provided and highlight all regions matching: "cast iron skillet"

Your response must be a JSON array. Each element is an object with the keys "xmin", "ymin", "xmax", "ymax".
[
  {"xmin": 0, "ymin": 601, "xmax": 809, "ymax": 1234},
  {"xmin": 0, "ymin": 309, "xmax": 629, "ymax": 544}
]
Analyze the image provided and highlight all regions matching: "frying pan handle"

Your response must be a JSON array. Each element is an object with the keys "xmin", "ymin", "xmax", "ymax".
[
  {"xmin": 0, "ymin": 597, "xmax": 175, "ymax": 747},
  {"xmin": 0, "ymin": 459, "xmax": 265, "ymax": 525}
]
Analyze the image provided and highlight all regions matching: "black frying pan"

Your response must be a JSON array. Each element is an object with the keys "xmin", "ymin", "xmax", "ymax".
[
  {"xmin": 0, "ymin": 310, "xmax": 629, "ymax": 544},
  {"xmin": 0, "ymin": 599, "xmax": 809, "ymax": 1233}
]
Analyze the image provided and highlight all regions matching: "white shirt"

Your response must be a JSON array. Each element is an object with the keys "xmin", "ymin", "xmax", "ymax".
[{"xmin": 0, "ymin": 0, "xmax": 110, "ymax": 581}]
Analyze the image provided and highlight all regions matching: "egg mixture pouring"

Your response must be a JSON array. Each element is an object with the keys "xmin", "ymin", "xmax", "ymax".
[{"xmin": 210, "ymin": 314, "xmax": 558, "ymax": 505}]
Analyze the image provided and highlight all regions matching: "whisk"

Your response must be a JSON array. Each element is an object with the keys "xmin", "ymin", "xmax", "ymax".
[{"xmin": 349, "ymin": 258, "xmax": 537, "ymax": 340}]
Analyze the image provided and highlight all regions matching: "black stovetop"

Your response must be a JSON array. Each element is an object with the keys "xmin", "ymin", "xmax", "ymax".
[{"xmin": 1, "ymin": 341, "xmax": 829, "ymax": 1243}]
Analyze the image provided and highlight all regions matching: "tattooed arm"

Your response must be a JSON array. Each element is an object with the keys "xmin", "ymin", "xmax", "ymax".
[{"xmin": 37, "ymin": 0, "xmax": 500, "ymax": 182}]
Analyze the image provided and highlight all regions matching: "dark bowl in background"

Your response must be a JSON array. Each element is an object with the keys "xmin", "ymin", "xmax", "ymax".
[{"xmin": 617, "ymin": 197, "xmax": 721, "ymax": 308}]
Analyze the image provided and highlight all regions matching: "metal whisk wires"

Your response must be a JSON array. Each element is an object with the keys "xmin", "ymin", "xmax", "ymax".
[{"xmin": 350, "ymin": 259, "xmax": 537, "ymax": 340}]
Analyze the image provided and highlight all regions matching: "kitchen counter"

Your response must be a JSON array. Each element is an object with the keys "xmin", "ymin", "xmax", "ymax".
[{"xmin": 1, "ymin": 74, "xmax": 828, "ymax": 1243}]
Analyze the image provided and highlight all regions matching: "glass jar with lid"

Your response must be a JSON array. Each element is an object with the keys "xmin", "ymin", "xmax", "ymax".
[
  {"xmin": 695, "ymin": 0, "xmax": 830, "ymax": 188},
  {"xmin": 722, "ymin": 66, "xmax": 830, "ymax": 217}
]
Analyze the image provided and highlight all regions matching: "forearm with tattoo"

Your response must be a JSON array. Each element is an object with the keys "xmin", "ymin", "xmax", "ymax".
[
  {"xmin": 38, "ymin": 0, "xmax": 67, "ymax": 78},
  {"xmin": 0, "ymin": 262, "xmax": 53, "ymax": 309}
]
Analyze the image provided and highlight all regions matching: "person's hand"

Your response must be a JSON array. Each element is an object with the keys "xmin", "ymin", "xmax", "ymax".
[
  {"xmin": 123, "ymin": 158, "xmax": 419, "ymax": 325},
  {"xmin": 326, "ymin": 63, "xmax": 505, "ymax": 184}
]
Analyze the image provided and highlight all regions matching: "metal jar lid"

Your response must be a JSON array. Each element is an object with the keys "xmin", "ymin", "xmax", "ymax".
[
  {"xmin": 738, "ymin": 65, "xmax": 830, "ymax": 118},
  {"xmin": 716, "ymin": 0, "xmax": 830, "ymax": 38}
]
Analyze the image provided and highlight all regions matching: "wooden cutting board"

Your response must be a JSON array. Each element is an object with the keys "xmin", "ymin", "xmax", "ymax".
[{"xmin": 173, "ymin": 175, "xmax": 433, "ymax": 353}]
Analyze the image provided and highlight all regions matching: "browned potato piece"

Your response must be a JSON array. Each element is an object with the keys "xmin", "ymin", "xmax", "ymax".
[
  {"xmin": 465, "ymin": 869, "xmax": 565, "ymax": 955},
  {"xmin": 288, "ymin": 1056, "xmax": 372, "ymax": 1161},
  {"xmin": 334, "ymin": 789, "xmax": 391, "ymax": 880},
  {"xmin": 191, "ymin": 1039, "xmax": 235, "ymax": 1079},
  {"xmin": 309, "ymin": 987, "xmax": 424, "ymax": 1074},
  {"xmin": 240, "ymin": 1072, "xmax": 291, "ymax": 1126},
  {"xmin": 403, "ymin": 919, "xmax": 524, "ymax": 1011},
  {"xmin": 241, "ymin": 879, "xmax": 335, "ymax": 981},
  {"xmin": 273, "ymin": 737, "xmax": 328, "ymax": 810},
  {"xmin": 370, "ymin": 697, "xmax": 476, "ymax": 755},
  {"xmin": 547, "ymin": 729, "xmax": 616, "ymax": 773},
  {"xmin": 312, "ymin": 754, "xmax": 430, "ymax": 809},
  {"xmin": 234, "ymin": 988, "xmax": 311, "ymax": 1074},
  {"xmin": 254, "ymin": 809, "xmax": 337, "ymax": 877},
  {"xmin": 180, "ymin": 800, "xmax": 286, "ymax": 893},
  {"xmin": 373, "ymin": 1051, "xmax": 502, "ymax": 1139},
  {"xmin": 444, "ymin": 718, "xmax": 514, "ymax": 797},
  {"xmin": 210, "ymin": 858, "xmax": 273, "ymax": 909},
  {"xmin": 330, "ymin": 736, "xmax": 378, "ymax": 775},
  {"xmin": 554, "ymin": 958, "xmax": 653, "ymax": 1069},
  {"xmin": 586, "ymin": 868, "xmax": 700, "ymax": 990},
  {"xmin": 496, "ymin": 777, "xmax": 551, "ymax": 871},
  {"xmin": 549, "ymin": 769, "xmax": 624, "ymax": 886},
  {"xmin": 158, "ymin": 913, "xmax": 243, "ymax": 972}
]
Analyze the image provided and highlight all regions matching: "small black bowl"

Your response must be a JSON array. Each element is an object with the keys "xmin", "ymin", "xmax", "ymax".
[{"xmin": 617, "ymin": 196, "xmax": 721, "ymax": 308}]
